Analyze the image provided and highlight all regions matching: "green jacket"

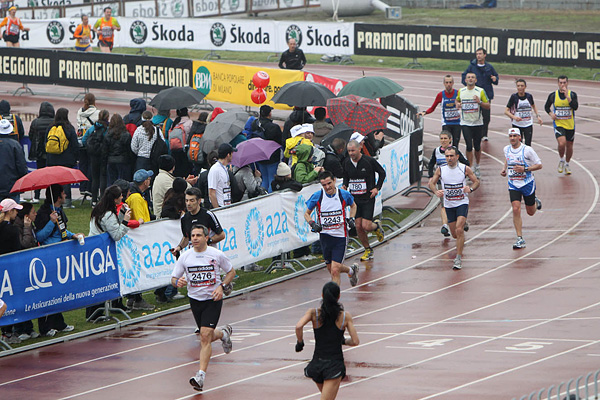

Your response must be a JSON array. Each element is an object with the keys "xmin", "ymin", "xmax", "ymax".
[{"xmin": 292, "ymin": 143, "xmax": 318, "ymax": 184}]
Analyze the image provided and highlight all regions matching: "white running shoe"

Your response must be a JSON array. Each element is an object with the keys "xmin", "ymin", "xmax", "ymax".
[
  {"xmin": 564, "ymin": 164, "xmax": 571, "ymax": 175},
  {"xmin": 349, "ymin": 263, "xmax": 359, "ymax": 287},
  {"xmin": 221, "ymin": 325, "xmax": 233, "ymax": 354},
  {"xmin": 513, "ymin": 236, "xmax": 526, "ymax": 249},
  {"xmin": 453, "ymin": 256, "xmax": 462, "ymax": 270},
  {"xmin": 557, "ymin": 160, "xmax": 565, "ymax": 173},
  {"xmin": 189, "ymin": 371, "xmax": 204, "ymax": 391}
]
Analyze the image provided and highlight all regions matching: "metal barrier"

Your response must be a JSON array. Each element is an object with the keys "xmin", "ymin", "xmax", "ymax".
[{"xmin": 513, "ymin": 368, "xmax": 600, "ymax": 400}]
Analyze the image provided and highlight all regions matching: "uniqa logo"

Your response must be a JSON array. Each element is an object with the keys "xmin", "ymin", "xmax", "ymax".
[
  {"xmin": 130, "ymin": 20, "xmax": 147, "ymax": 45},
  {"xmin": 244, "ymin": 207, "xmax": 264, "ymax": 257},
  {"xmin": 194, "ymin": 65, "xmax": 211, "ymax": 95},
  {"xmin": 390, "ymin": 149, "xmax": 400, "ymax": 191},
  {"xmin": 285, "ymin": 24, "xmax": 302, "ymax": 47},
  {"xmin": 46, "ymin": 21, "xmax": 65, "ymax": 45},
  {"xmin": 116, "ymin": 235, "xmax": 142, "ymax": 289},
  {"xmin": 170, "ymin": 0, "xmax": 184, "ymax": 18},
  {"xmin": 24, "ymin": 258, "xmax": 53, "ymax": 292},
  {"xmin": 210, "ymin": 22, "xmax": 226, "ymax": 47},
  {"xmin": 294, "ymin": 195, "xmax": 309, "ymax": 242}
]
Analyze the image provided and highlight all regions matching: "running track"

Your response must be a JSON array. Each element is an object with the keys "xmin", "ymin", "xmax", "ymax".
[{"xmin": 1, "ymin": 64, "xmax": 600, "ymax": 400}]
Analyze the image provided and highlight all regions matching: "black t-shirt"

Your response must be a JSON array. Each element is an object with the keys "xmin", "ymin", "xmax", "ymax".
[
  {"xmin": 342, "ymin": 155, "xmax": 386, "ymax": 203},
  {"xmin": 180, "ymin": 208, "xmax": 223, "ymax": 239}
]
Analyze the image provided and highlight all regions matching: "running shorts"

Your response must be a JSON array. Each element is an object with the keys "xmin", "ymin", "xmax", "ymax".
[
  {"xmin": 189, "ymin": 297, "xmax": 222, "ymax": 329},
  {"xmin": 320, "ymin": 234, "xmax": 347, "ymax": 265},
  {"xmin": 304, "ymin": 358, "xmax": 346, "ymax": 384},
  {"xmin": 445, "ymin": 204, "xmax": 469, "ymax": 223},
  {"xmin": 355, "ymin": 198, "xmax": 375, "ymax": 221},
  {"xmin": 554, "ymin": 126, "xmax": 575, "ymax": 142}
]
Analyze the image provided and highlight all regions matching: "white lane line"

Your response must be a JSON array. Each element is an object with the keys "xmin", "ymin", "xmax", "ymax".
[{"xmin": 484, "ymin": 350, "xmax": 537, "ymax": 354}]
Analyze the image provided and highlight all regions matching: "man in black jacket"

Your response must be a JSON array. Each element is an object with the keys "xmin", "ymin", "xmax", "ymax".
[
  {"xmin": 323, "ymin": 138, "xmax": 346, "ymax": 179},
  {"xmin": 28, "ymin": 102, "xmax": 55, "ymax": 202},
  {"xmin": 251, "ymin": 105, "xmax": 283, "ymax": 192},
  {"xmin": 278, "ymin": 38, "xmax": 306, "ymax": 70}
]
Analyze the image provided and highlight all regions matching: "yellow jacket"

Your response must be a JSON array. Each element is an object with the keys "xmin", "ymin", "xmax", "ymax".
[{"xmin": 284, "ymin": 136, "xmax": 313, "ymax": 165}]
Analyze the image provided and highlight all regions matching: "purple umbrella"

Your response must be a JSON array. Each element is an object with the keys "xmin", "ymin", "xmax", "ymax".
[{"xmin": 231, "ymin": 138, "xmax": 282, "ymax": 168}]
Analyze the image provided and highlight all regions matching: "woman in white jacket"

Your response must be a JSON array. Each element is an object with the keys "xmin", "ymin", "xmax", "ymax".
[{"xmin": 89, "ymin": 184, "xmax": 131, "ymax": 240}]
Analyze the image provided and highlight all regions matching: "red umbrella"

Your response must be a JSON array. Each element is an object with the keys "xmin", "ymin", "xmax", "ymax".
[
  {"xmin": 326, "ymin": 94, "xmax": 391, "ymax": 135},
  {"xmin": 11, "ymin": 166, "xmax": 88, "ymax": 193}
]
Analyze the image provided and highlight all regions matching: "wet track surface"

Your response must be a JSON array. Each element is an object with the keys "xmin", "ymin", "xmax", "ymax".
[{"xmin": 1, "ymin": 66, "xmax": 600, "ymax": 399}]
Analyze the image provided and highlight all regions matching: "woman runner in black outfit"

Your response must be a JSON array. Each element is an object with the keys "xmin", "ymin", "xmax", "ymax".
[{"xmin": 295, "ymin": 282, "xmax": 360, "ymax": 399}]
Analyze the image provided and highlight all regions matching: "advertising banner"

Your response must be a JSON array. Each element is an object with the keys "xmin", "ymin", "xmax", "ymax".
[
  {"xmin": 0, "ymin": 234, "xmax": 120, "ymax": 326},
  {"xmin": 304, "ymin": 71, "xmax": 347, "ymax": 95},
  {"xmin": 378, "ymin": 136, "xmax": 411, "ymax": 200},
  {"xmin": 355, "ymin": 24, "xmax": 600, "ymax": 68},
  {"xmin": 192, "ymin": 0, "xmax": 247, "ymax": 17},
  {"xmin": 192, "ymin": 60, "xmax": 303, "ymax": 110},
  {"xmin": 116, "ymin": 219, "xmax": 181, "ymax": 295},
  {"xmin": 0, "ymin": 47, "xmax": 192, "ymax": 93},
  {"xmin": 275, "ymin": 20, "xmax": 354, "ymax": 56}
]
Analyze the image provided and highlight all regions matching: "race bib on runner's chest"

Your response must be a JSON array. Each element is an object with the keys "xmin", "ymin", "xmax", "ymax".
[
  {"xmin": 461, "ymin": 100, "xmax": 479, "ymax": 113},
  {"xmin": 508, "ymin": 165, "xmax": 526, "ymax": 180},
  {"xmin": 188, "ymin": 265, "xmax": 216, "ymax": 287},
  {"xmin": 348, "ymin": 179, "xmax": 367, "ymax": 195},
  {"xmin": 444, "ymin": 183, "xmax": 465, "ymax": 201},
  {"xmin": 320, "ymin": 210, "xmax": 344, "ymax": 230},
  {"xmin": 9, "ymin": 24, "xmax": 19, "ymax": 34},
  {"xmin": 101, "ymin": 26, "xmax": 113, "ymax": 38},
  {"xmin": 555, "ymin": 106, "xmax": 572, "ymax": 120},
  {"xmin": 444, "ymin": 109, "xmax": 460, "ymax": 121}
]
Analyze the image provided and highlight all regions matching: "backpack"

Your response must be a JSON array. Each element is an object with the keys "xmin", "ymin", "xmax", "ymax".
[
  {"xmin": 168, "ymin": 122, "xmax": 187, "ymax": 151},
  {"xmin": 0, "ymin": 114, "xmax": 18, "ymax": 138},
  {"xmin": 228, "ymin": 168, "xmax": 244, "ymax": 204},
  {"xmin": 154, "ymin": 119, "xmax": 169, "ymax": 137},
  {"xmin": 86, "ymin": 125, "xmax": 106, "ymax": 156},
  {"xmin": 149, "ymin": 131, "xmax": 169, "ymax": 172},
  {"xmin": 46, "ymin": 125, "xmax": 69, "ymax": 154},
  {"xmin": 188, "ymin": 132, "xmax": 204, "ymax": 165}
]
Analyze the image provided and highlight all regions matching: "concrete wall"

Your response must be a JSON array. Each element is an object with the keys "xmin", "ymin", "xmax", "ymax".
[{"xmin": 387, "ymin": 0, "xmax": 600, "ymax": 10}]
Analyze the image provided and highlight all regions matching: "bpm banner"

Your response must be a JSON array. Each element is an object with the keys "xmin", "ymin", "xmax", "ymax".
[
  {"xmin": 192, "ymin": 60, "xmax": 303, "ymax": 110},
  {"xmin": 0, "ymin": 234, "xmax": 120, "ymax": 326},
  {"xmin": 0, "ymin": 47, "xmax": 192, "ymax": 93},
  {"xmin": 355, "ymin": 24, "xmax": 600, "ymax": 68}
]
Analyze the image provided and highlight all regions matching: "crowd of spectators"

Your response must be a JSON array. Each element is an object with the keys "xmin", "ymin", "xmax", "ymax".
[{"xmin": 0, "ymin": 94, "xmax": 387, "ymax": 345}]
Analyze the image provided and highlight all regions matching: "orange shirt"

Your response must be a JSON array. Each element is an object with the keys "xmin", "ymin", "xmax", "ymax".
[
  {"xmin": 74, "ymin": 23, "xmax": 92, "ymax": 48},
  {"xmin": 1, "ymin": 16, "xmax": 24, "ymax": 36},
  {"xmin": 93, "ymin": 17, "xmax": 120, "ymax": 42}
]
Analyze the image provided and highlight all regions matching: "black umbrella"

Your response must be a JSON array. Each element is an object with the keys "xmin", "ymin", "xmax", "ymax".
[
  {"xmin": 271, "ymin": 81, "xmax": 336, "ymax": 107},
  {"xmin": 149, "ymin": 87, "xmax": 206, "ymax": 111},
  {"xmin": 200, "ymin": 110, "xmax": 249, "ymax": 154},
  {"xmin": 320, "ymin": 123, "xmax": 355, "ymax": 148}
]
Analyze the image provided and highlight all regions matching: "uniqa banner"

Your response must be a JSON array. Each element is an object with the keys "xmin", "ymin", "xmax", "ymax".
[
  {"xmin": 378, "ymin": 135, "xmax": 411, "ymax": 201},
  {"xmin": 192, "ymin": 60, "xmax": 303, "ymax": 110},
  {"xmin": 0, "ymin": 233, "xmax": 120, "ymax": 326}
]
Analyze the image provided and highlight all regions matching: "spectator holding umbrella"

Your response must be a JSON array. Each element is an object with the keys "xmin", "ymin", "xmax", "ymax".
[{"xmin": 251, "ymin": 105, "xmax": 283, "ymax": 192}]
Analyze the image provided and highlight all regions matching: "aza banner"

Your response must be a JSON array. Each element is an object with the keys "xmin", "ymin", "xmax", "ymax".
[{"xmin": 192, "ymin": 60, "xmax": 303, "ymax": 110}]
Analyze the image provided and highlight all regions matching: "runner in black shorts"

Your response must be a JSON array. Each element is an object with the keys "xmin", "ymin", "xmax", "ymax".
[
  {"xmin": 305, "ymin": 171, "xmax": 359, "ymax": 287},
  {"xmin": 171, "ymin": 224, "xmax": 236, "ymax": 392},
  {"xmin": 342, "ymin": 139, "xmax": 386, "ymax": 261},
  {"xmin": 296, "ymin": 282, "xmax": 359, "ymax": 399}
]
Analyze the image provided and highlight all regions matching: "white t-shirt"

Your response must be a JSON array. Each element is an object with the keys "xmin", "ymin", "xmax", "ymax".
[
  {"xmin": 207, "ymin": 161, "xmax": 231, "ymax": 207},
  {"xmin": 171, "ymin": 245, "xmax": 233, "ymax": 302},
  {"xmin": 503, "ymin": 143, "xmax": 541, "ymax": 190}
]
